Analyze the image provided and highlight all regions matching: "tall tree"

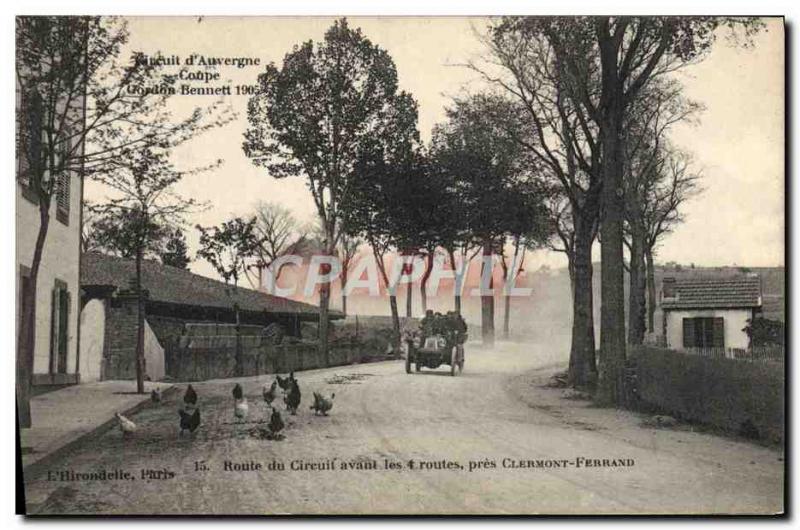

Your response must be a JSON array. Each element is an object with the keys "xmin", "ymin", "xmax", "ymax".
[
  {"xmin": 91, "ymin": 146, "xmax": 206, "ymax": 393},
  {"xmin": 486, "ymin": 16, "xmax": 761, "ymax": 401},
  {"xmin": 15, "ymin": 16, "xmax": 229, "ymax": 425},
  {"xmin": 473, "ymin": 27, "xmax": 602, "ymax": 380},
  {"xmin": 196, "ymin": 217, "xmax": 261, "ymax": 289},
  {"xmin": 244, "ymin": 18, "xmax": 415, "ymax": 364},
  {"xmin": 196, "ymin": 217, "xmax": 262, "ymax": 377},
  {"xmin": 342, "ymin": 96, "xmax": 422, "ymax": 349},
  {"xmin": 622, "ymin": 80, "xmax": 701, "ymax": 345},
  {"xmin": 566, "ymin": 16, "xmax": 759, "ymax": 404},
  {"xmin": 337, "ymin": 232, "xmax": 362, "ymax": 316},
  {"xmin": 499, "ymin": 218, "xmax": 551, "ymax": 339},
  {"xmin": 84, "ymin": 206, "xmax": 168, "ymax": 259},
  {"xmin": 246, "ymin": 201, "xmax": 308, "ymax": 290},
  {"xmin": 160, "ymin": 228, "xmax": 191, "ymax": 269},
  {"xmin": 428, "ymin": 151, "xmax": 473, "ymax": 316},
  {"xmin": 639, "ymin": 150, "xmax": 701, "ymax": 333},
  {"xmin": 430, "ymin": 94, "xmax": 549, "ymax": 347}
]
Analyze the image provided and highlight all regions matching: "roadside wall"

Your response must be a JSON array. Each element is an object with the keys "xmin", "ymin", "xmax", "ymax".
[
  {"xmin": 102, "ymin": 292, "xmax": 165, "ymax": 381},
  {"xmin": 631, "ymin": 346, "xmax": 784, "ymax": 443},
  {"xmin": 163, "ymin": 323, "xmax": 394, "ymax": 382}
]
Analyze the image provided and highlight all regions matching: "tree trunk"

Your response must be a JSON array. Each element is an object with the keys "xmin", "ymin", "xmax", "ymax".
[
  {"xmin": 135, "ymin": 249, "xmax": 146, "ymax": 394},
  {"xmin": 567, "ymin": 253, "xmax": 576, "ymax": 302},
  {"xmin": 318, "ymin": 241, "xmax": 334, "ymax": 367},
  {"xmin": 319, "ymin": 282, "xmax": 331, "ymax": 367},
  {"xmin": 568, "ymin": 218, "xmax": 597, "ymax": 388},
  {"xmin": 597, "ymin": 51, "xmax": 627, "ymax": 405},
  {"xmin": 645, "ymin": 246, "xmax": 656, "ymax": 334},
  {"xmin": 16, "ymin": 204, "xmax": 51, "ymax": 428},
  {"xmin": 627, "ymin": 225, "xmax": 647, "ymax": 345},
  {"xmin": 405, "ymin": 280, "xmax": 412, "ymax": 318},
  {"xmin": 448, "ymin": 249, "xmax": 462, "ymax": 315},
  {"xmin": 503, "ymin": 293, "xmax": 511, "ymax": 339},
  {"xmin": 341, "ymin": 261, "xmax": 348, "ymax": 316},
  {"xmin": 480, "ymin": 239, "xmax": 495, "ymax": 348},
  {"xmin": 500, "ymin": 253, "xmax": 510, "ymax": 340},
  {"xmin": 388, "ymin": 294, "xmax": 401, "ymax": 354},
  {"xmin": 234, "ymin": 302, "xmax": 242, "ymax": 376},
  {"xmin": 420, "ymin": 251, "xmax": 434, "ymax": 314}
]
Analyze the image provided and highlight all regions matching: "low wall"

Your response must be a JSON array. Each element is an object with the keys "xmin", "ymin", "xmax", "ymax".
[
  {"xmin": 103, "ymin": 319, "xmax": 165, "ymax": 382},
  {"xmin": 630, "ymin": 346, "xmax": 784, "ymax": 443},
  {"xmin": 166, "ymin": 326, "xmax": 391, "ymax": 382}
]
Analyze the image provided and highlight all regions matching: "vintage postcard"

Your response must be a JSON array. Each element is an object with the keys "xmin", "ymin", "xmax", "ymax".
[{"xmin": 15, "ymin": 15, "xmax": 785, "ymax": 515}]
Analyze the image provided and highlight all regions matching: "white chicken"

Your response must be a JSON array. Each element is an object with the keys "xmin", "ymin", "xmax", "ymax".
[
  {"xmin": 114, "ymin": 412, "xmax": 137, "ymax": 437},
  {"xmin": 234, "ymin": 397, "xmax": 249, "ymax": 423}
]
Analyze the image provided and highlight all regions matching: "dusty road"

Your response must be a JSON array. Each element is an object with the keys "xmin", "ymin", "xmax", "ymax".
[{"xmin": 25, "ymin": 342, "xmax": 783, "ymax": 515}]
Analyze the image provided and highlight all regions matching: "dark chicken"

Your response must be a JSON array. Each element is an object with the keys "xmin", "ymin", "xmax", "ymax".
[
  {"xmin": 179, "ymin": 407, "xmax": 201, "ymax": 435},
  {"xmin": 268, "ymin": 407, "xmax": 285, "ymax": 436},
  {"xmin": 183, "ymin": 384, "xmax": 198, "ymax": 406},
  {"xmin": 263, "ymin": 380, "xmax": 277, "ymax": 407},
  {"xmin": 284, "ymin": 379, "xmax": 301, "ymax": 415},
  {"xmin": 276, "ymin": 372, "xmax": 295, "ymax": 392}
]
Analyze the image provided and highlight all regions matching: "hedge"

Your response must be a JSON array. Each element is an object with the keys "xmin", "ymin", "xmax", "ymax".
[{"xmin": 630, "ymin": 346, "xmax": 784, "ymax": 443}]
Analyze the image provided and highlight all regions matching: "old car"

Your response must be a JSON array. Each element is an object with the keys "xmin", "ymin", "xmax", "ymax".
[{"xmin": 405, "ymin": 311, "xmax": 467, "ymax": 376}]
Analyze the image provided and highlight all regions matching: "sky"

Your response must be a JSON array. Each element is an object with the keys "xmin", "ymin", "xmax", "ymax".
[{"xmin": 84, "ymin": 16, "xmax": 785, "ymax": 284}]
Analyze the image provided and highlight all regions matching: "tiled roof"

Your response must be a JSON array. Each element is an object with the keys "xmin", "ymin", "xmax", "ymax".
[
  {"xmin": 81, "ymin": 252, "xmax": 337, "ymax": 318},
  {"xmin": 661, "ymin": 276, "xmax": 762, "ymax": 310}
]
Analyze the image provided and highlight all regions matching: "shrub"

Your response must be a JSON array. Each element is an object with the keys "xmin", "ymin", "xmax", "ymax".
[
  {"xmin": 631, "ymin": 346, "xmax": 784, "ymax": 443},
  {"xmin": 743, "ymin": 317, "xmax": 785, "ymax": 346}
]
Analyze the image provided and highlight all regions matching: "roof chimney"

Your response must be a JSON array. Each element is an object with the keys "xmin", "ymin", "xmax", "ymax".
[{"xmin": 662, "ymin": 277, "xmax": 676, "ymax": 299}]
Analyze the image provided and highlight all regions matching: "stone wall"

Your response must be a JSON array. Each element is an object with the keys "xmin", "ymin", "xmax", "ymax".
[
  {"xmin": 156, "ymin": 321, "xmax": 393, "ymax": 382},
  {"xmin": 102, "ymin": 289, "xmax": 165, "ymax": 381},
  {"xmin": 169, "ymin": 335, "xmax": 371, "ymax": 382},
  {"xmin": 102, "ymin": 291, "xmax": 141, "ymax": 380}
]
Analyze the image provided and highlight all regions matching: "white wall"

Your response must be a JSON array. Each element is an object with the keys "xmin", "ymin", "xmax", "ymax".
[
  {"xmin": 665, "ymin": 308, "xmax": 753, "ymax": 350},
  {"xmin": 78, "ymin": 299, "xmax": 105, "ymax": 383},
  {"xmin": 16, "ymin": 173, "xmax": 82, "ymax": 377},
  {"xmin": 144, "ymin": 319, "xmax": 165, "ymax": 382}
]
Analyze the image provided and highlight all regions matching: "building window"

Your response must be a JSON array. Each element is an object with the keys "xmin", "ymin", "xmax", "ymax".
[
  {"xmin": 682, "ymin": 317, "xmax": 724, "ymax": 349},
  {"xmin": 54, "ymin": 133, "xmax": 71, "ymax": 225},
  {"xmin": 50, "ymin": 279, "xmax": 71, "ymax": 374},
  {"xmin": 17, "ymin": 86, "xmax": 71, "ymax": 223},
  {"xmin": 17, "ymin": 87, "xmax": 43, "ymax": 205}
]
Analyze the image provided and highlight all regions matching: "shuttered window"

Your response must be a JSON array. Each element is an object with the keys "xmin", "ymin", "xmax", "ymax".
[
  {"xmin": 55, "ymin": 132, "xmax": 71, "ymax": 225},
  {"xmin": 682, "ymin": 317, "xmax": 724, "ymax": 349},
  {"xmin": 682, "ymin": 318, "xmax": 695, "ymax": 348},
  {"xmin": 17, "ymin": 88, "xmax": 43, "ymax": 203},
  {"xmin": 50, "ymin": 280, "xmax": 71, "ymax": 374}
]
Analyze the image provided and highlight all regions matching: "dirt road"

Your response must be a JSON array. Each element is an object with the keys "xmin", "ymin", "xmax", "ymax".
[{"xmin": 25, "ymin": 342, "xmax": 783, "ymax": 515}]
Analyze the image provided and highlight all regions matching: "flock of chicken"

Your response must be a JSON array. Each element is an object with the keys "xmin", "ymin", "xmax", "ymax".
[{"xmin": 113, "ymin": 372, "xmax": 336, "ymax": 441}]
